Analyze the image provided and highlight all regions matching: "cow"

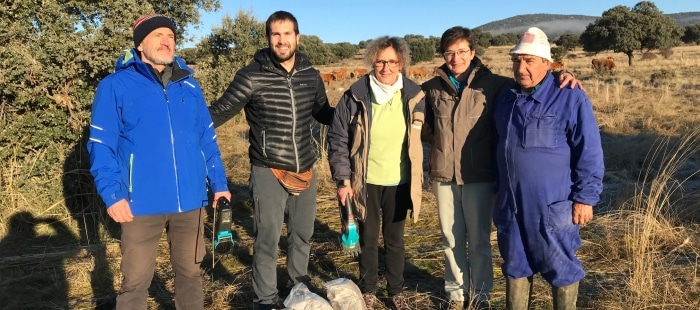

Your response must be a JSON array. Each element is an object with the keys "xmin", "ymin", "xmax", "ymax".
[
  {"xmin": 408, "ymin": 67, "xmax": 428, "ymax": 79},
  {"xmin": 320, "ymin": 73, "xmax": 333, "ymax": 85},
  {"xmin": 603, "ymin": 57, "xmax": 615, "ymax": 70},
  {"xmin": 592, "ymin": 57, "xmax": 615, "ymax": 70},
  {"xmin": 331, "ymin": 67, "xmax": 348, "ymax": 81},
  {"xmin": 352, "ymin": 68, "xmax": 369, "ymax": 79},
  {"xmin": 549, "ymin": 60, "xmax": 567, "ymax": 71}
]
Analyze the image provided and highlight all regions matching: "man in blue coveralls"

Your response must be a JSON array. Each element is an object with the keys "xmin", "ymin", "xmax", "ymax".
[{"xmin": 492, "ymin": 27, "xmax": 605, "ymax": 310}]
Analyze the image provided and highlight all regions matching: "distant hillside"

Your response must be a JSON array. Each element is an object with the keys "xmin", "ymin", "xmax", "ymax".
[{"xmin": 476, "ymin": 12, "xmax": 700, "ymax": 40}]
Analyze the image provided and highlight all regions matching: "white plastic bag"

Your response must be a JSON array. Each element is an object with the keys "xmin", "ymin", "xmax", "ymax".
[
  {"xmin": 325, "ymin": 278, "xmax": 367, "ymax": 310},
  {"xmin": 283, "ymin": 282, "xmax": 333, "ymax": 310}
]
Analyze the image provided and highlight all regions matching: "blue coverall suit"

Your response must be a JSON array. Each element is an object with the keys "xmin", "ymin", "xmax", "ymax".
[{"xmin": 492, "ymin": 72, "xmax": 604, "ymax": 287}]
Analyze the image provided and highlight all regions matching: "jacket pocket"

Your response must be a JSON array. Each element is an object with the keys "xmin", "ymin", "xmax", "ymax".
[
  {"xmin": 429, "ymin": 148, "xmax": 447, "ymax": 172},
  {"xmin": 261, "ymin": 127, "xmax": 267, "ymax": 158},
  {"xmin": 349, "ymin": 119, "xmax": 364, "ymax": 157},
  {"xmin": 522, "ymin": 114, "xmax": 557, "ymax": 148},
  {"xmin": 546, "ymin": 200, "xmax": 576, "ymax": 232}
]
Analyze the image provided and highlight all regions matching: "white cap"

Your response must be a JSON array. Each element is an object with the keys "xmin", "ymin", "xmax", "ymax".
[{"xmin": 510, "ymin": 27, "xmax": 552, "ymax": 62}]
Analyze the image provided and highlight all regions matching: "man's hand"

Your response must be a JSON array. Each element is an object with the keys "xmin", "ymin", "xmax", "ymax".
[
  {"xmin": 107, "ymin": 199, "xmax": 134, "ymax": 223},
  {"xmin": 212, "ymin": 191, "xmax": 232, "ymax": 208},
  {"xmin": 337, "ymin": 186, "xmax": 353, "ymax": 206},
  {"xmin": 558, "ymin": 71, "xmax": 584, "ymax": 91},
  {"xmin": 573, "ymin": 202, "xmax": 593, "ymax": 225}
]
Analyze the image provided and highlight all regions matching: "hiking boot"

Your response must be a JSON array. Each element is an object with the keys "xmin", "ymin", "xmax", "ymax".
[
  {"xmin": 389, "ymin": 293, "xmax": 410, "ymax": 310},
  {"xmin": 254, "ymin": 296, "xmax": 285, "ymax": 310},
  {"xmin": 363, "ymin": 293, "xmax": 379, "ymax": 309}
]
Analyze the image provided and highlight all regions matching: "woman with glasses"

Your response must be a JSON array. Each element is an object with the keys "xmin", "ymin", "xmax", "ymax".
[
  {"xmin": 327, "ymin": 36, "xmax": 425, "ymax": 310},
  {"xmin": 421, "ymin": 26, "xmax": 580, "ymax": 310}
]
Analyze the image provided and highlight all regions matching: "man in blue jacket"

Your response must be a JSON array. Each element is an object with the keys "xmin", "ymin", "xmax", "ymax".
[
  {"xmin": 492, "ymin": 27, "xmax": 604, "ymax": 310},
  {"xmin": 87, "ymin": 14, "xmax": 231, "ymax": 310}
]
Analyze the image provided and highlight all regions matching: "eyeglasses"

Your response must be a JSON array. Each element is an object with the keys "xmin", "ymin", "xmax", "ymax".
[
  {"xmin": 374, "ymin": 59, "xmax": 400, "ymax": 68},
  {"xmin": 443, "ymin": 49, "xmax": 471, "ymax": 59}
]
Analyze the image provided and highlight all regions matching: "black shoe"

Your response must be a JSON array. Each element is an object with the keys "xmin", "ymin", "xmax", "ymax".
[{"xmin": 254, "ymin": 296, "xmax": 285, "ymax": 310}]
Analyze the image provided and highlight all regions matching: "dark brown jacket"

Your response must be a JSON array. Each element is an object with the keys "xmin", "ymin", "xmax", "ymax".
[
  {"xmin": 328, "ymin": 75, "xmax": 425, "ymax": 222},
  {"xmin": 421, "ymin": 57, "xmax": 510, "ymax": 184}
]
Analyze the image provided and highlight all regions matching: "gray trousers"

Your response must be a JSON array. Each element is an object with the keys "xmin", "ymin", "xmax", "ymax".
[
  {"xmin": 250, "ymin": 165, "xmax": 317, "ymax": 304},
  {"xmin": 117, "ymin": 208, "xmax": 205, "ymax": 310},
  {"xmin": 433, "ymin": 181, "xmax": 494, "ymax": 301}
]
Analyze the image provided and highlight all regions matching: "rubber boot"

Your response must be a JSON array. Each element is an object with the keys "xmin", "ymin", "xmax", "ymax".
[
  {"xmin": 506, "ymin": 277, "xmax": 533, "ymax": 310},
  {"xmin": 552, "ymin": 281, "xmax": 579, "ymax": 310}
]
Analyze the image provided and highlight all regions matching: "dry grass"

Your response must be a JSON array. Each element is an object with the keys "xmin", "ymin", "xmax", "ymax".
[{"xmin": 2, "ymin": 44, "xmax": 700, "ymax": 309}]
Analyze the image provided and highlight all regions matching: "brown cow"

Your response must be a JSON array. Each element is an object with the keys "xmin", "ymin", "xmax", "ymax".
[
  {"xmin": 549, "ymin": 60, "xmax": 567, "ymax": 71},
  {"xmin": 320, "ymin": 73, "xmax": 333, "ymax": 85},
  {"xmin": 331, "ymin": 67, "xmax": 348, "ymax": 81},
  {"xmin": 408, "ymin": 67, "xmax": 428, "ymax": 79},
  {"xmin": 352, "ymin": 68, "xmax": 369, "ymax": 79},
  {"xmin": 603, "ymin": 57, "xmax": 615, "ymax": 70},
  {"xmin": 592, "ymin": 57, "xmax": 615, "ymax": 70}
]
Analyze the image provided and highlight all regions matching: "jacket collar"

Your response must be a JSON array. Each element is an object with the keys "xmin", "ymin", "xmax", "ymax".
[
  {"xmin": 350, "ymin": 74, "xmax": 422, "ymax": 103},
  {"xmin": 115, "ymin": 48, "xmax": 192, "ymax": 84},
  {"xmin": 254, "ymin": 48, "xmax": 311, "ymax": 74}
]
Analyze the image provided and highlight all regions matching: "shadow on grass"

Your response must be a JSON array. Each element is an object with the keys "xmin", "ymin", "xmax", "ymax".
[{"xmin": 0, "ymin": 212, "xmax": 78, "ymax": 309}]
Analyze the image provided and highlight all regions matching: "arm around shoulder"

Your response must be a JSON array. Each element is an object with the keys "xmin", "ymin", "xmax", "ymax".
[
  {"xmin": 209, "ymin": 71, "xmax": 252, "ymax": 128},
  {"xmin": 312, "ymin": 73, "xmax": 335, "ymax": 125}
]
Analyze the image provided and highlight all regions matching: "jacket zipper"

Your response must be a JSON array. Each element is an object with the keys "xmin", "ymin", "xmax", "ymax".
[
  {"xmin": 287, "ymin": 76, "xmax": 300, "ymax": 173},
  {"xmin": 128, "ymin": 153, "xmax": 134, "ymax": 201},
  {"xmin": 163, "ymin": 86, "xmax": 183, "ymax": 212},
  {"xmin": 506, "ymin": 95, "xmax": 519, "ymax": 214},
  {"xmin": 261, "ymin": 128, "xmax": 267, "ymax": 158}
]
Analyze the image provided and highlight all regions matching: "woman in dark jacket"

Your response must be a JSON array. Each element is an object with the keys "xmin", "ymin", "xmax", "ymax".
[{"xmin": 327, "ymin": 36, "xmax": 425, "ymax": 310}]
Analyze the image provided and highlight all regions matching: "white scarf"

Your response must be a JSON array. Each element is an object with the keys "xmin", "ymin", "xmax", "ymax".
[{"xmin": 369, "ymin": 72, "xmax": 403, "ymax": 105}]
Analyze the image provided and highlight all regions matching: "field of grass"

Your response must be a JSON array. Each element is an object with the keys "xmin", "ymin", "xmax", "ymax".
[{"xmin": 2, "ymin": 44, "xmax": 700, "ymax": 309}]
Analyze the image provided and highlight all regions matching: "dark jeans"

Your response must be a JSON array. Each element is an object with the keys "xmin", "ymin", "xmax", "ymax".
[
  {"xmin": 358, "ymin": 183, "xmax": 410, "ymax": 296},
  {"xmin": 250, "ymin": 165, "xmax": 317, "ymax": 305},
  {"xmin": 117, "ymin": 208, "xmax": 206, "ymax": 310}
]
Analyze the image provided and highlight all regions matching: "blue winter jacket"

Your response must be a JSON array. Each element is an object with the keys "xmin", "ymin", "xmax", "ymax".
[{"xmin": 87, "ymin": 49, "xmax": 229, "ymax": 216}]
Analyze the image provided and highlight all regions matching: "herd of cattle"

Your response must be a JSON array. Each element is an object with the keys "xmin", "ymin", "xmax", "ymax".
[
  {"xmin": 319, "ymin": 56, "xmax": 617, "ymax": 85},
  {"xmin": 319, "ymin": 66, "xmax": 436, "ymax": 85}
]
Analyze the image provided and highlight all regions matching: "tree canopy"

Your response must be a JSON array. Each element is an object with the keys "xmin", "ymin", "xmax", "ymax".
[
  {"xmin": 580, "ymin": 1, "xmax": 682, "ymax": 66},
  {"xmin": 554, "ymin": 33, "xmax": 581, "ymax": 51},
  {"xmin": 682, "ymin": 24, "xmax": 700, "ymax": 45},
  {"xmin": 0, "ymin": 0, "xmax": 220, "ymax": 168},
  {"xmin": 490, "ymin": 33, "xmax": 519, "ymax": 46}
]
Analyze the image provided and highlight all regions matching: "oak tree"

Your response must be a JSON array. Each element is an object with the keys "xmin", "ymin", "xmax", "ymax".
[{"xmin": 580, "ymin": 1, "xmax": 682, "ymax": 66}]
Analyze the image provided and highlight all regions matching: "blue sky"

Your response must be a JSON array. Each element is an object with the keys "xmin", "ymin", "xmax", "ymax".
[{"xmin": 185, "ymin": 0, "xmax": 697, "ymax": 46}]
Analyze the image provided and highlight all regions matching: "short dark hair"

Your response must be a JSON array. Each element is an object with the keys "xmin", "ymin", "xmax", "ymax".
[
  {"xmin": 439, "ymin": 26, "xmax": 476, "ymax": 54},
  {"xmin": 265, "ymin": 11, "xmax": 299, "ymax": 38}
]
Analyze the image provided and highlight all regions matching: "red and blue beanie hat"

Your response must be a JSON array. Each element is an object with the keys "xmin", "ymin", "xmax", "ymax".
[{"xmin": 133, "ymin": 14, "xmax": 176, "ymax": 48}]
